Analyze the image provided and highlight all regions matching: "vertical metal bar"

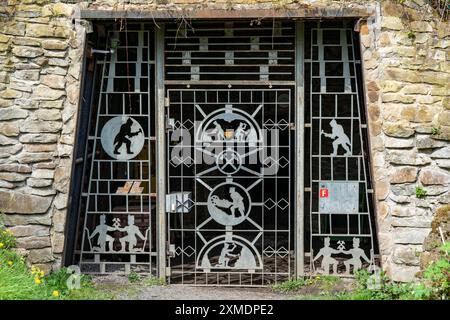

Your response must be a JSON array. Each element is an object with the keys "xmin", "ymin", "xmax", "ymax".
[
  {"xmin": 295, "ymin": 22, "xmax": 305, "ymax": 278},
  {"xmin": 155, "ymin": 24, "xmax": 166, "ymax": 280}
]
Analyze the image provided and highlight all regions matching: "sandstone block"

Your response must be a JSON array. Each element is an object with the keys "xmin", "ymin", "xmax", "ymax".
[
  {"xmin": 393, "ymin": 228, "xmax": 430, "ymax": 244},
  {"xmin": 0, "ymin": 191, "xmax": 52, "ymax": 214},
  {"xmin": 431, "ymin": 146, "xmax": 450, "ymax": 159},
  {"xmin": 419, "ymin": 169, "xmax": 450, "ymax": 186},
  {"xmin": 9, "ymin": 225, "xmax": 49, "ymax": 237},
  {"xmin": 0, "ymin": 135, "xmax": 17, "ymax": 146},
  {"xmin": 40, "ymin": 74, "xmax": 65, "ymax": 90},
  {"xmin": 20, "ymin": 120, "xmax": 62, "ymax": 133},
  {"xmin": 17, "ymin": 152, "xmax": 53, "ymax": 164},
  {"xmin": 19, "ymin": 133, "xmax": 59, "ymax": 144},
  {"xmin": 29, "ymin": 248, "xmax": 54, "ymax": 263},
  {"xmin": 32, "ymin": 85, "xmax": 65, "ymax": 101},
  {"xmin": 386, "ymin": 150, "xmax": 431, "ymax": 165},
  {"xmin": 416, "ymin": 136, "xmax": 446, "ymax": 149},
  {"xmin": 384, "ymin": 136, "xmax": 414, "ymax": 148},
  {"xmin": 41, "ymin": 39, "xmax": 68, "ymax": 51},
  {"xmin": 27, "ymin": 178, "xmax": 53, "ymax": 188},
  {"xmin": 0, "ymin": 172, "xmax": 27, "ymax": 182},
  {"xmin": 51, "ymin": 232, "xmax": 65, "ymax": 254},
  {"xmin": 12, "ymin": 46, "xmax": 43, "ymax": 58},
  {"xmin": 16, "ymin": 236, "xmax": 51, "ymax": 250},
  {"xmin": 3, "ymin": 212, "xmax": 52, "ymax": 226},
  {"xmin": 31, "ymin": 169, "xmax": 54, "ymax": 179},
  {"xmin": 392, "ymin": 245, "xmax": 422, "ymax": 266},
  {"xmin": 383, "ymin": 121, "xmax": 414, "ymax": 138},
  {"xmin": 390, "ymin": 167, "xmax": 418, "ymax": 184}
]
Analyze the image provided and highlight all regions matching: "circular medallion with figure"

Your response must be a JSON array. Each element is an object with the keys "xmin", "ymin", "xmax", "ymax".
[
  {"xmin": 100, "ymin": 116, "xmax": 144, "ymax": 160},
  {"xmin": 207, "ymin": 182, "xmax": 251, "ymax": 226}
]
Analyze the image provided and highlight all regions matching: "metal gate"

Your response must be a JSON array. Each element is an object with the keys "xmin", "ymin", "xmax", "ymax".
[
  {"xmin": 68, "ymin": 19, "xmax": 379, "ymax": 282},
  {"xmin": 304, "ymin": 21, "xmax": 379, "ymax": 276},
  {"xmin": 165, "ymin": 21, "xmax": 296, "ymax": 285},
  {"xmin": 73, "ymin": 23, "xmax": 159, "ymax": 275}
]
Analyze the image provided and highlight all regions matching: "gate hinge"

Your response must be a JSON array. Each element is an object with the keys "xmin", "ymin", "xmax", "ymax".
[
  {"xmin": 289, "ymin": 123, "xmax": 295, "ymax": 130},
  {"xmin": 165, "ymin": 267, "xmax": 171, "ymax": 276},
  {"xmin": 164, "ymin": 97, "xmax": 170, "ymax": 107}
]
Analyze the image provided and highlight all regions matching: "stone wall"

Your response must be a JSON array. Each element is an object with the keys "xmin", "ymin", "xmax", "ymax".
[
  {"xmin": 360, "ymin": 1, "xmax": 450, "ymax": 282},
  {"xmin": 0, "ymin": 0, "xmax": 449, "ymax": 281},
  {"xmin": 0, "ymin": 1, "xmax": 86, "ymax": 273}
]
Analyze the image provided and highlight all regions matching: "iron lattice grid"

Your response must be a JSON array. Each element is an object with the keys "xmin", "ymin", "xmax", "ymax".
[
  {"xmin": 304, "ymin": 21, "xmax": 379, "ymax": 276},
  {"xmin": 166, "ymin": 88, "xmax": 294, "ymax": 286},
  {"xmin": 164, "ymin": 20, "xmax": 296, "ymax": 286},
  {"xmin": 75, "ymin": 23, "xmax": 159, "ymax": 275}
]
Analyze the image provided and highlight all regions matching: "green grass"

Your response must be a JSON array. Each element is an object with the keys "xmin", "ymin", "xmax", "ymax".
[
  {"xmin": 272, "ymin": 276, "xmax": 342, "ymax": 293},
  {"xmin": 0, "ymin": 249, "xmax": 115, "ymax": 300}
]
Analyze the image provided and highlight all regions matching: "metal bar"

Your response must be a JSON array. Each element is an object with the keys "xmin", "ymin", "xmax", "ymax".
[
  {"xmin": 295, "ymin": 22, "xmax": 305, "ymax": 278},
  {"xmin": 155, "ymin": 24, "xmax": 167, "ymax": 280},
  {"xmin": 79, "ymin": 8, "xmax": 375, "ymax": 20},
  {"xmin": 164, "ymin": 80, "xmax": 296, "ymax": 86}
]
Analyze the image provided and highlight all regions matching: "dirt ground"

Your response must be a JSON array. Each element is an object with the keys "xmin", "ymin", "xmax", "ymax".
[{"xmin": 91, "ymin": 275, "xmax": 354, "ymax": 300}]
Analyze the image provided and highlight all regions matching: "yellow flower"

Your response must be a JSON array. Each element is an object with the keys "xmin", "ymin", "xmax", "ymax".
[
  {"xmin": 52, "ymin": 291, "xmax": 60, "ymax": 297},
  {"xmin": 39, "ymin": 271, "xmax": 45, "ymax": 277},
  {"xmin": 35, "ymin": 277, "xmax": 42, "ymax": 285},
  {"xmin": 0, "ymin": 243, "xmax": 4, "ymax": 249},
  {"xmin": 7, "ymin": 260, "xmax": 13, "ymax": 266}
]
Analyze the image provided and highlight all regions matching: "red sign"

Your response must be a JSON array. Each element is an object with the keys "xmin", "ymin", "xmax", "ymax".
[{"xmin": 319, "ymin": 188, "xmax": 329, "ymax": 198}]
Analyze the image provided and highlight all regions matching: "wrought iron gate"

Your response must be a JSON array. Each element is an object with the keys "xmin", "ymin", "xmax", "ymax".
[
  {"xmin": 304, "ymin": 21, "xmax": 378, "ymax": 276},
  {"xmin": 69, "ymin": 19, "xmax": 379, "ymax": 282},
  {"xmin": 165, "ymin": 21, "xmax": 296, "ymax": 285},
  {"xmin": 73, "ymin": 23, "xmax": 159, "ymax": 274}
]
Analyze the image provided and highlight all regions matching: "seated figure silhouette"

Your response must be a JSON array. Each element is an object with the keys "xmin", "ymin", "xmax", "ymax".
[{"xmin": 113, "ymin": 118, "xmax": 142, "ymax": 155}]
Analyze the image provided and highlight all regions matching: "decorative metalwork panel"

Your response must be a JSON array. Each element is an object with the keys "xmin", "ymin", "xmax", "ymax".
[
  {"xmin": 165, "ymin": 21, "xmax": 295, "ymax": 83},
  {"xmin": 166, "ymin": 88, "xmax": 294, "ymax": 286},
  {"xmin": 74, "ymin": 24, "xmax": 158, "ymax": 274},
  {"xmin": 304, "ymin": 21, "xmax": 379, "ymax": 276}
]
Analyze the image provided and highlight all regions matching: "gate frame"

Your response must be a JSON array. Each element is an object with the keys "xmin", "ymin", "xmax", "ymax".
[
  {"xmin": 155, "ymin": 24, "xmax": 167, "ymax": 280},
  {"xmin": 295, "ymin": 22, "xmax": 305, "ymax": 278}
]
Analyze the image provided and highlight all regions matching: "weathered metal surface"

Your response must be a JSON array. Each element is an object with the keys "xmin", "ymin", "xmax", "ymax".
[
  {"xmin": 295, "ymin": 22, "xmax": 305, "ymax": 278},
  {"xmin": 79, "ymin": 8, "xmax": 374, "ymax": 20},
  {"xmin": 318, "ymin": 182, "xmax": 359, "ymax": 214}
]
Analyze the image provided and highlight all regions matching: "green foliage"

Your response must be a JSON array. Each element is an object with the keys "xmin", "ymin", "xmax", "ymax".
[
  {"xmin": 339, "ymin": 269, "xmax": 417, "ymax": 300},
  {"xmin": 407, "ymin": 31, "xmax": 416, "ymax": 40},
  {"xmin": 143, "ymin": 275, "xmax": 166, "ymax": 286},
  {"xmin": 272, "ymin": 278, "xmax": 307, "ymax": 292},
  {"xmin": 0, "ymin": 213, "xmax": 16, "ymax": 249},
  {"xmin": 419, "ymin": 243, "xmax": 450, "ymax": 300},
  {"xmin": 272, "ymin": 276, "xmax": 342, "ymax": 293},
  {"xmin": 0, "ymin": 223, "xmax": 112, "ymax": 300},
  {"xmin": 431, "ymin": 126, "xmax": 442, "ymax": 136},
  {"xmin": 128, "ymin": 271, "xmax": 141, "ymax": 283},
  {"xmin": 415, "ymin": 186, "xmax": 427, "ymax": 198}
]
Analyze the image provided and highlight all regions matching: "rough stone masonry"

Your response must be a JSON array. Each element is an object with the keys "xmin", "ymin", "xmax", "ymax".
[{"xmin": 0, "ymin": 0, "xmax": 449, "ymax": 282}]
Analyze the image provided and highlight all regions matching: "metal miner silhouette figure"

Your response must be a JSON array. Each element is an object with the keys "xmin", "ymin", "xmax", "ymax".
[
  {"xmin": 229, "ymin": 187, "xmax": 245, "ymax": 218},
  {"xmin": 313, "ymin": 237, "xmax": 340, "ymax": 275},
  {"xmin": 113, "ymin": 118, "xmax": 143, "ymax": 155},
  {"xmin": 216, "ymin": 242, "xmax": 239, "ymax": 267},
  {"xmin": 117, "ymin": 215, "xmax": 147, "ymax": 252},
  {"xmin": 88, "ymin": 214, "xmax": 115, "ymax": 252},
  {"xmin": 342, "ymin": 238, "xmax": 371, "ymax": 275},
  {"xmin": 321, "ymin": 119, "xmax": 352, "ymax": 156}
]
